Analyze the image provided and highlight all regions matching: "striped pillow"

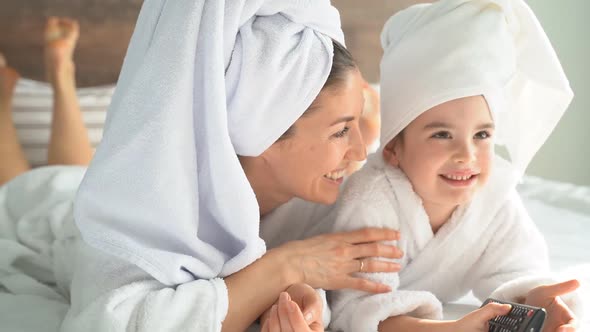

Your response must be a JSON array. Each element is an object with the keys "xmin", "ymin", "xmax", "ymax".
[{"xmin": 11, "ymin": 79, "xmax": 114, "ymax": 166}]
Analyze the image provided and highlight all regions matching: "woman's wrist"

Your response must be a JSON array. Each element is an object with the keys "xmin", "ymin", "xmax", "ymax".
[{"xmin": 264, "ymin": 246, "xmax": 303, "ymax": 288}]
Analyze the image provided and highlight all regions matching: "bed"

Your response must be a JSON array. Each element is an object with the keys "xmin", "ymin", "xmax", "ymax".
[{"xmin": 2, "ymin": 2, "xmax": 588, "ymax": 330}]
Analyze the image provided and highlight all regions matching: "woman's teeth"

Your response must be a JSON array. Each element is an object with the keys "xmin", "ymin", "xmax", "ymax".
[
  {"xmin": 324, "ymin": 169, "xmax": 345, "ymax": 180},
  {"xmin": 442, "ymin": 174, "xmax": 474, "ymax": 181}
]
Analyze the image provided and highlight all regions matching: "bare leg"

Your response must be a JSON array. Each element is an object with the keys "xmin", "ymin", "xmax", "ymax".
[
  {"xmin": 45, "ymin": 17, "xmax": 93, "ymax": 166},
  {"xmin": 0, "ymin": 53, "xmax": 31, "ymax": 185}
]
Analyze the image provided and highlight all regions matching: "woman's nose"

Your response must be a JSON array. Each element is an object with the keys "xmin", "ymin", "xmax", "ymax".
[{"xmin": 347, "ymin": 126, "xmax": 367, "ymax": 161}]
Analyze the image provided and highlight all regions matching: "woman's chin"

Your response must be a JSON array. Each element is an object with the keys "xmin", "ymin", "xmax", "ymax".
[{"xmin": 306, "ymin": 189, "xmax": 340, "ymax": 205}]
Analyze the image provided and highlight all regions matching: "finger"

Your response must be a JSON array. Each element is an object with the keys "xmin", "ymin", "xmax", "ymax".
[
  {"xmin": 477, "ymin": 303, "xmax": 512, "ymax": 321},
  {"xmin": 353, "ymin": 242, "xmax": 404, "ymax": 260},
  {"xmin": 278, "ymin": 293, "xmax": 295, "ymax": 332},
  {"xmin": 301, "ymin": 289, "xmax": 322, "ymax": 324},
  {"xmin": 268, "ymin": 305, "xmax": 281, "ymax": 332},
  {"xmin": 337, "ymin": 276, "xmax": 392, "ymax": 293},
  {"xmin": 557, "ymin": 325, "xmax": 576, "ymax": 332},
  {"xmin": 554, "ymin": 296, "xmax": 576, "ymax": 321},
  {"xmin": 537, "ymin": 280, "xmax": 580, "ymax": 298},
  {"xmin": 287, "ymin": 300, "xmax": 314, "ymax": 331},
  {"xmin": 261, "ymin": 318, "xmax": 270, "ymax": 332},
  {"xmin": 348, "ymin": 258, "xmax": 401, "ymax": 274},
  {"xmin": 329, "ymin": 228, "xmax": 400, "ymax": 244},
  {"xmin": 309, "ymin": 321, "xmax": 324, "ymax": 332}
]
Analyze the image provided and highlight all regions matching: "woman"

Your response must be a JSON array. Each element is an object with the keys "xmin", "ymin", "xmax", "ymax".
[{"xmin": 0, "ymin": 2, "xmax": 402, "ymax": 332}]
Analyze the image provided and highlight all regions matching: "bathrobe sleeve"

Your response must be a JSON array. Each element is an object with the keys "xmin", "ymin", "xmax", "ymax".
[
  {"xmin": 469, "ymin": 190, "xmax": 584, "ymax": 316},
  {"xmin": 328, "ymin": 171, "xmax": 442, "ymax": 332},
  {"xmin": 60, "ymin": 242, "xmax": 229, "ymax": 332}
]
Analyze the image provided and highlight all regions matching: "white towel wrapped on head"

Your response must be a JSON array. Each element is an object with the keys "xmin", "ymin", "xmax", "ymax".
[
  {"xmin": 74, "ymin": 0, "xmax": 344, "ymax": 286},
  {"xmin": 379, "ymin": 0, "xmax": 572, "ymax": 174}
]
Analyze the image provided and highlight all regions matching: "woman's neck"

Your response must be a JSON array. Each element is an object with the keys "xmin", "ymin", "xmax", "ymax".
[
  {"xmin": 422, "ymin": 201, "xmax": 457, "ymax": 234},
  {"xmin": 240, "ymin": 156, "xmax": 292, "ymax": 217}
]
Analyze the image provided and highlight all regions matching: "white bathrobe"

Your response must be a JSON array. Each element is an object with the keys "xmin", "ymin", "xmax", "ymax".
[
  {"xmin": 0, "ymin": 166, "xmax": 331, "ymax": 332},
  {"xmin": 0, "ymin": 166, "xmax": 228, "ymax": 332},
  {"xmin": 327, "ymin": 156, "xmax": 582, "ymax": 332}
]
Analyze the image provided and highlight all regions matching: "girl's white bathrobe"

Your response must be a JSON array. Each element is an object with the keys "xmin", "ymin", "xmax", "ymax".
[{"xmin": 327, "ymin": 156, "xmax": 582, "ymax": 332}]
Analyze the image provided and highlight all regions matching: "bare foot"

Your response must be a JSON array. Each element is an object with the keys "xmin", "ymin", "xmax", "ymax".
[
  {"xmin": 44, "ymin": 17, "xmax": 79, "ymax": 84},
  {"xmin": 0, "ymin": 53, "xmax": 20, "ymax": 110}
]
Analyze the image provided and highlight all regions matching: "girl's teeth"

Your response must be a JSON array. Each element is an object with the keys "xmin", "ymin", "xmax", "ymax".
[{"xmin": 444, "ymin": 174, "xmax": 473, "ymax": 181}]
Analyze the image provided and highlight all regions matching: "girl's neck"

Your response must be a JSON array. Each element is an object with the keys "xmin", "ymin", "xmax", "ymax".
[{"xmin": 422, "ymin": 201, "xmax": 458, "ymax": 234}]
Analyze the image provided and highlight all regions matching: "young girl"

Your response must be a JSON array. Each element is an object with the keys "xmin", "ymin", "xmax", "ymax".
[{"xmin": 326, "ymin": 0, "xmax": 584, "ymax": 331}]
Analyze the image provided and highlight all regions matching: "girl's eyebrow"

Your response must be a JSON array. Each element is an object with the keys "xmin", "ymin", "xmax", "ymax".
[
  {"xmin": 477, "ymin": 122, "xmax": 495, "ymax": 130},
  {"xmin": 423, "ymin": 122, "xmax": 495, "ymax": 130},
  {"xmin": 423, "ymin": 121, "xmax": 451, "ymax": 130}
]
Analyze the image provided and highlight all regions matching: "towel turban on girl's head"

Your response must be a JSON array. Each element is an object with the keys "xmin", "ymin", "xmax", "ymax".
[{"xmin": 379, "ymin": 0, "xmax": 572, "ymax": 174}]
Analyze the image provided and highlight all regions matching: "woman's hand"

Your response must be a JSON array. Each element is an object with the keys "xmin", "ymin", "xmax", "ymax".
[
  {"xmin": 268, "ymin": 227, "xmax": 403, "ymax": 294},
  {"xmin": 453, "ymin": 302, "xmax": 513, "ymax": 332},
  {"xmin": 525, "ymin": 280, "xmax": 580, "ymax": 332},
  {"xmin": 261, "ymin": 284, "xmax": 323, "ymax": 332}
]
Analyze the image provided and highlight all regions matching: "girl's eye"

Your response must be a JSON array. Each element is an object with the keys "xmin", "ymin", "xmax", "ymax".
[
  {"xmin": 475, "ymin": 131, "xmax": 492, "ymax": 139},
  {"xmin": 332, "ymin": 126, "xmax": 350, "ymax": 138},
  {"xmin": 431, "ymin": 131, "xmax": 451, "ymax": 139}
]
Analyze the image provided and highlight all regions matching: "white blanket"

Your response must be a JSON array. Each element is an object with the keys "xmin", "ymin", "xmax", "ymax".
[
  {"xmin": 0, "ymin": 167, "xmax": 230, "ymax": 332},
  {"xmin": 0, "ymin": 167, "xmax": 83, "ymax": 332},
  {"xmin": 325, "ymin": 156, "xmax": 584, "ymax": 332}
]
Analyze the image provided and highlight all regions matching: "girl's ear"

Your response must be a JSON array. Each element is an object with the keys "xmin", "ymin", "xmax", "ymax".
[{"xmin": 382, "ymin": 137, "xmax": 401, "ymax": 167}]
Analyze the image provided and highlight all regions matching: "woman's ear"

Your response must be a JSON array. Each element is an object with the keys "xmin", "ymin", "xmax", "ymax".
[{"xmin": 382, "ymin": 138, "xmax": 401, "ymax": 167}]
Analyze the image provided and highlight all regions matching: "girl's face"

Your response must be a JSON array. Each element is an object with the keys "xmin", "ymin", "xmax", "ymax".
[
  {"xmin": 259, "ymin": 69, "xmax": 367, "ymax": 205},
  {"xmin": 384, "ymin": 95, "xmax": 495, "ymax": 209}
]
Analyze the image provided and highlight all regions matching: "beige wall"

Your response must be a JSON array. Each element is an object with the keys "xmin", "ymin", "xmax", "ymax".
[{"xmin": 525, "ymin": 0, "xmax": 590, "ymax": 186}]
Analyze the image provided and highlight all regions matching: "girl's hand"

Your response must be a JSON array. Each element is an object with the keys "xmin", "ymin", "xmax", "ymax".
[
  {"xmin": 261, "ymin": 290, "xmax": 323, "ymax": 332},
  {"xmin": 453, "ymin": 302, "xmax": 512, "ymax": 332},
  {"xmin": 268, "ymin": 227, "xmax": 403, "ymax": 293},
  {"xmin": 525, "ymin": 280, "xmax": 580, "ymax": 332}
]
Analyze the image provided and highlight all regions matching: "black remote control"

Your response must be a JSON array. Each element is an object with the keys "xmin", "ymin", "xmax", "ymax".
[{"xmin": 481, "ymin": 298, "xmax": 547, "ymax": 332}]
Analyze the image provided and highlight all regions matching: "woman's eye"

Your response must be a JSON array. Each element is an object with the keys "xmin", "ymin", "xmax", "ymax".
[
  {"xmin": 332, "ymin": 126, "xmax": 350, "ymax": 138},
  {"xmin": 474, "ymin": 131, "xmax": 491, "ymax": 139},
  {"xmin": 431, "ymin": 131, "xmax": 451, "ymax": 139}
]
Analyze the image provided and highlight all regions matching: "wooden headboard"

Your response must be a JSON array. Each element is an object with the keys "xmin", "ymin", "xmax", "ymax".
[{"xmin": 0, "ymin": 0, "xmax": 428, "ymax": 86}]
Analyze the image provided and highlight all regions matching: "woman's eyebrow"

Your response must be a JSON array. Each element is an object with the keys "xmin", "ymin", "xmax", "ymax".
[{"xmin": 330, "ymin": 116, "xmax": 355, "ymax": 126}]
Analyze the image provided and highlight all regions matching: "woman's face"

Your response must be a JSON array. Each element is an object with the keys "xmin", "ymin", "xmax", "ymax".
[{"xmin": 260, "ymin": 69, "xmax": 367, "ymax": 205}]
